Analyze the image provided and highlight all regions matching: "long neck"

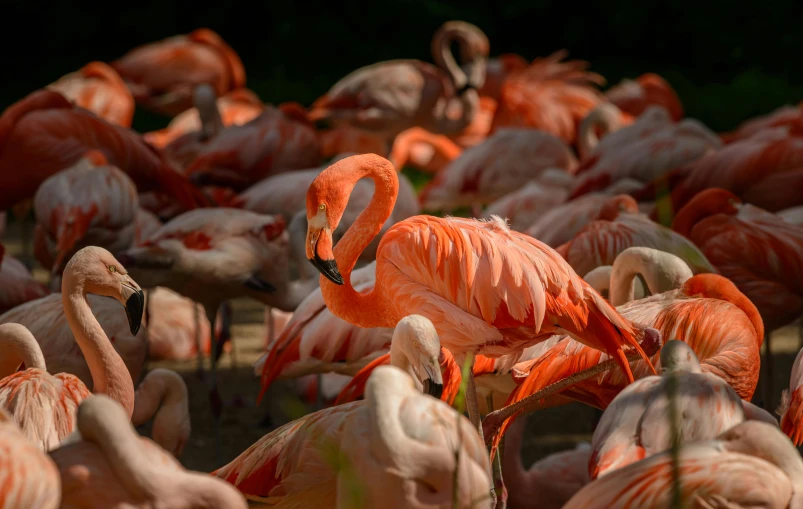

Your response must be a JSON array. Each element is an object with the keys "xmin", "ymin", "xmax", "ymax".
[
  {"xmin": 0, "ymin": 324, "xmax": 46, "ymax": 377},
  {"xmin": 432, "ymin": 89, "xmax": 479, "ymax": 135},
  {"xmin": 62, "ymin": 285, "xmax": 135, "ymax": 417},
  {"xmin": 501, "ymin": 417, "xmax": 532, "ymax": 494},
  {"xmin": 389, "ymin": 128, "xmax": 462, "ymax": 170},
  {"xmin": 321, "ymin": 159, "xmax": 400, "ymax": 329},
  {"xmin": 578, "ymin": 105, "xmax": 621, "ymax": 159},
  {"xmin": 609, "ymin": 249, "xmax": 692, "ymax": 306},
  {"xmin": 432, "ymin": 28, "xmax": 467, "ymax": 89}
]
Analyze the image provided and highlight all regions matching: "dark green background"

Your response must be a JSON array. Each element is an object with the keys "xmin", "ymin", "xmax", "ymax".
[{"xmin": 4, "ymin": 0, "xmax": 802, "ymax": 133}]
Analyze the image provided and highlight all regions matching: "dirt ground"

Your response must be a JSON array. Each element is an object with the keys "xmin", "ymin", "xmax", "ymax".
[{"xmin": 4, "ymin": 219, "xmax": 802, "ymax": 474}]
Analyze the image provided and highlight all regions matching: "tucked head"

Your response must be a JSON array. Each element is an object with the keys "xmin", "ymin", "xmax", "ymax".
[
  {"xmin": 62, "ymin": 246, "xmax": 144, "ymax": 335},
  {"xmin": 659, "ymin": 340, "xmax": 701, "ymax": 374},
  {"xmin": 672, "ymin": 188, "xmax": 741, "ymax": 237},
  {"xmin": 391, "ymin": 315, "xmax": 444, "ymax": 399},
  {"xmin": 598, "ymin": 195, "xmax": 639, "ymax": 221}
]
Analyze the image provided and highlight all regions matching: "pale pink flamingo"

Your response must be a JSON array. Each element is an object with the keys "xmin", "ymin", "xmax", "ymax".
[
  {"xmin": 47, "ymin": 61, "xmax": 134, "ymax": 128},
  {"xmin": 0, "ymin": 292, "xmax": 148, "ymax": 390},
  {"xmin": 576, "ymin": 102, "xmax": 635, "ymax": 160},
  {"xmin": 294, "ymin": 153, "xmax": 657, "ymax": 438},
  {"xmin": 721, "ymin": 103, "xmax": 803, "ymax": 143},
  {"xmin": 182, "ymin": 105, "xmax": 321, "ymax": 191},
  {"xmin": 133, "ymin": 208, "xmax": 162, "ymax": 245},
  {"xmin": 588, "ymin": 340, "xmax": 761, "ymax": 479},
  {"xmin": 0, "ymin": 405, "xmax": 60, "ymax": 508},
  {"xmin": 502, "ymin": 416, "xmax": 590, "ymax": 509},
  {"xmin": 388, "ymin": 126, "xmax": 463, "ymax": 174},
  {"xmin": 0, "ymin": 243, "xmax": 48, "ymax": 314},
  {"xmin": 144, "ymin": 287, "xmax": 211, "ymax": 361},
  {"xmin": 565, "ymin": 420, "xmax": 803, "ymax": 508},
  {"xmin": 216, "ymin": 364, "xmax": 492, "ymax": 508},
  {"xmin": 51, "ymin": 395, "xmax": 248, "ymax": 509},
  {"xmin": 418, "ymin": 128, "xmax": 578, "ymax": 212},
  {"xmin": 32, "ymin": 150, "xmax": 138, "ymax": 274},
  {"xmin": 556, "ymin": 194, "xmax": 715, "ymax": 278},
  {"xmin": 112, "ymin": 28, "xmax": 246, "ymax": 116},
  {"xmin": 570, "ymin": 107, "xmax": 721, "ymax": 198},
  {"xmin": 309, "ymin": 21, "xmax": 489, "ymax": 142},
  {"xmin": 604, "ymin": 73, "xmax": 684, "ymax": 122},
  {"xmin": 0, "ymin": 246, "xmax": 142, "ymax": 450},
  {"xmin": 483, "ymin": 169, "xmax": 574, "ymax": 231},
  {"xmin": 490, "ymin": 50, "xmax": 605, "ymax": 146},
  {"xmin": 144, "ymin": 88, "xmax": 264, "ymax": 148},
  {"xmin": 158, "ymin": 84, "xmax": 227, "ymax": 170},
  {"xmin": 132, "ymin": 368, "xmax": 191, "ymax": 457},
  {"xmin": 0, "ymin": 89, "xmax": 207, "ymax": 212}
]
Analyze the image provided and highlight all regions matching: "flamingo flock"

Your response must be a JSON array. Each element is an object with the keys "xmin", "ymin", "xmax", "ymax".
[{"xmin": 1, "ymin": 20, "xmax": 803, "ymax": 509}]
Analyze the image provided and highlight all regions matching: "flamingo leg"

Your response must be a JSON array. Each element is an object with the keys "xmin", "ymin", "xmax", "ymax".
[
  {"xmin": 464, "ymin": 357, "xmax": 498, "ymax": 508},
  {"xmin": 205, "ymin": 304, "xmax": 223, "ymax": 465},
  {"xmin": 488, "ymin": 394, "xmax": 507, "ymax": 509},
  {"xmin": 193, "ymin": 304, "xmax": 205, "ymax": 381},
  {"xmin": 764, "ymin": 332, "xmax": 773, "ymax": 411}
]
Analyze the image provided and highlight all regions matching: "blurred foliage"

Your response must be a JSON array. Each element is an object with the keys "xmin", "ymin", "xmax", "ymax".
[{"xmin": 3, "ymin": 0, "xmax": 803, "ymax": 133}]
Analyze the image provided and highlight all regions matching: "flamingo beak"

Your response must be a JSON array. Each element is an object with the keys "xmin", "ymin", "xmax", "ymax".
[
  {"xmin": 421, "ymin": 360, "xmax": 444, "ymax": 400},
  {"xmin": 121, "ymin": 279, "xmax": 144, "ymax": 335},
  {"xmin": 306, "ymin": 224, "xmax": 343, "ymax": 285}
]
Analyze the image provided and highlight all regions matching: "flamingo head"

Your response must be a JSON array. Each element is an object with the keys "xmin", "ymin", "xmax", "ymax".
[
  {"xmin": 391, "ymin": 315, "xmax": 445, "ymax": 400},
  {"xmin": 62, "ymin": 246, "xmax": 145, "ymax": 335}
]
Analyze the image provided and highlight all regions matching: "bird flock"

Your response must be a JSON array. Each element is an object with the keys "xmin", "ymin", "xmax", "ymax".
[{"xmin": 0, "ymin": 19, "xmax": 802, "ymax": 509}]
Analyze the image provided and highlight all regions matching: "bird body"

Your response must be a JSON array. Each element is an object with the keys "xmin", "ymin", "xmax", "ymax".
[
  {"xmin": 604, "ymin": 73, "xmax": 684, "ymax": 121},
  {"xmin": 0, "ymin": 245, "xmax": 49, "ymax": 314},
  {"xmin": 47, "ymin": 61, "xmax": 134, "ymax": 127}
]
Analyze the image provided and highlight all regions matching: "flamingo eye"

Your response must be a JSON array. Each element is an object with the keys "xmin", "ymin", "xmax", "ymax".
[
  {"xmin": 108, "ymin": 265, "xmax": 117, "ymax": 273},
  {"xmin": 319, "ymin": 204, "xmax": 326, "ymax": 211}
]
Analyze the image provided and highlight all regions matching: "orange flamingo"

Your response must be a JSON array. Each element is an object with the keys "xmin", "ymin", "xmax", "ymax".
[
  {"xmin": 604, "ymin": 73, "xmax": 684, "ymax": 122},
  {"xmin": 555, "ymin": 195, "xmax": 715, "ymax": 278},
  {"xmin": 0, "ymin": 244, "xmax": 48, "ymax": 314},
  {"xmin": 720, "ymin": 103, "xmax": 803, "ymax": 143},
  {"xmin": 112, "ymin": 28, "xmax": 246, "ymax": 116},
  {"xmin": 51, "ymin": 395, "xmax": 247, "ymax": 508},
  {"xmin": 0, "ymin": 89, "xmax": 207, "ymax": 211},
  {"xmin": 217, "ymin": 365, "xmax": 492, "ymax": 508},
  {"xmin": 293, "ymin": 154, "xmax": 656, "ymax": 435},
  {"xmin": 47, "ymin": 61, "xmax": 135, "ymax": 127},
  {"xmin": 780, "ymin": 347, "xmax": 803, "ymax": 446},
  {"xmin": 144, "ymin": 88, "xmax": 264, "ymax": 149},
  {"xmin": 32, "ymin": 150, "xmax": 138, "ymax": 274},
  {"xmin": 564, "ymin": 420, "xmax": 803, "ymax": 508},
  {"xmin": 478, "ymin": 54, "xmax": 528, "ymax": 100},
  {"xmin": 418, "ymin": 128, "xmax": 577, "ymax": 212},
  {"xmin": 0, "ymin": 246, "xmax": 143, "ymax": 450},
  {"xmin": 0, "ymin": 405, "xmax": 60, "ymax": 508},
  {"xmin": 490, "ymin": 50, "xmax": 605, "ymax": 146},
  {"xmin": 388, "ymin": 126, "xmax": 462, "ymax": 174},
  {"xmin": 309, "ymin": 21, "xmax": 489, "ymax": 142}
]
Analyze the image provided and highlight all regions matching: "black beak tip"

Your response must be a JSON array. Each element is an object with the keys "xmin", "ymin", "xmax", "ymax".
[
  {"xmin": 309, "ymin": 256, "xmax": 344, "ymax": 285},
  {"xmin": 125, "ymin": 290, "xmax": 145, "ymax": 335},
  {"xmin": 423, "ymin": 379, "xmax": 444, "ymax": 400}
]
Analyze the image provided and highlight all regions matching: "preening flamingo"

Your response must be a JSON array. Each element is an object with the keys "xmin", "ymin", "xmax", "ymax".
[
  {"xmin": 47, "ymin": 61, "xmax": 135, "ymax": 127},
  {"xmin": 490, "ymin": 50, "xmax": 605, "ymax": 146},
  {"xmin": 418, "ymin": 128, "xmax": 577, "ymax": 212},
  {"xmin": 299, "ymin": 153, "xmax": 656, "ymax": 437},
  {"xmin": 0, "ymin": 405, "xmax": 60, "ymax": 509},
  {"xmin": 555, "ymin": 195, "xmax": 715, "ymax": 278},
  {"xmin": 144, "ymin": 88, "xmax": 264, "ymax": 148},
  {"xmin": 50, "ymin": 395, "xmax": 248, "ymax": 509},
  {"xmin": 112, "ymin": 28, "xmax": 246, "ymax": 116},
  {"xmin": 0, "ymin": 89, "xmax": 207, "ymax": 211},
  {"xmin": 0, "ymin": 244, "xmax": 48, "ymax": 314},
  {"xmin": 502, "ymin": 416, "xmax": 590, "ymax": 509},
  {"xmin": 563, "ymin": 420, "xmax": 803, "ymax": 509},
  {"xmin": 604, "ymin": 73, "xmax": 684, "ymax": 122},
  {"xmin": 132, "ymin": 369, "xmax": 191, "ymax": 457},
  {"xmin": 216, "ymin": 365, "xmax": 492, "ymax": 508},
  {"xmin": 483, "ymin": 169, "xmax": 574, "ymax": 232},
  {"xmin": 182, "ymin": 105, "xmax": 321, "ymax": 191},
  {"xmin": 32, "ymin": 150, "xmax": 138, "ymax": 273},
  {"xmin": 309, "ymin": 21, "xmax": 489, "ymax": 141},
  {"xmin": 0, "ymin": 293, "xmax": 148, "ymax": 390},
  {"xmin": 0, "ymin": 246, "xmax": 143, "ymax": 450},
  {"xmin": 159, "ymin": 84, "xmax": 227, "ymax": 170},
  {"xmin": 588, "ymin": 340, "xmax": 756, "ymax": 480}
]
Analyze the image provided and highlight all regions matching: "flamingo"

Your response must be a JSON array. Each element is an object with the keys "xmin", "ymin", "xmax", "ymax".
[
  {"xmin": 50, "ymin": 395, "xmax": 248, "ymax": 509},
  {"xmin": 112, "ymin": 28, "xmax": 246, "ymax": 116},
  {"xmin": 483, "ymin": 169, "xmax": 575, "ymax": 232},
  {"xmin": 576, "ymin": 103, "xmax": 635, "ymax": 160},
  {"xmin": 133, "ymin": 208, "xmax": 162, "ymax": 245},
  {"xmin": 32, "ymin": 150, "xmax": 138, "ymax": 273},
  {"xmin": 132, "ymin": 369, "xmax": 191, "ymax": 458},
  {"xmin": 308, "ymin": 21, "xmax": 489, "ymax": 142},
  {"xmin": 720, "ymin": 103, "xmax": 803, "ymax": 143},
  {"xmin": 0, "ymin": 292, "xmax": 148, "ymax": 390},
  {"xmin": 588, "ymin": 340, "xmax": 765, "ymax": 480},
  {"xmin": 0, "ymin": 405, "xmax": 60, "ymax": 509},
  {"xmin": 0, "ymin": 244, "xmax": 48, "ymax": 314},
  {"xmin": 318, "ymin": 124, "xmax": 390, "ymax": 159},
  {"xmin": 0, "ymin": 89, "xmax": 207, "ymax": 212},
  {"xmin": 295, "ymin": 153, "xmax": 657, "ymax": 444},
  {"xmin": 490, "ymin": 50, "xmax": 605, "ymax": 146},
  {"xmin": 478, "ymin": 54, "xmax": 527, "ymax": 101},
  {"xmin": 0, "ymin": 246, "xmax": 143, "ymax": 450},
  {"xmin": 144, "ymin": 287, "xmax": 211, "ymax": 361},
  {"xmin": 182, "ymin": 105, "xmax": 322, "ymax": 191},
  {"xmin": 604, "ymin": 73, "xmax": 684, "ymax": 122},
  {"xmin": 144, "ymin": 88, "xmax": 264, "ymax": 148},
  {"xmin": 563, "ymin": 420, "xmax": 803, "ymax": 509},
  {"xmin": 418, "ymin": 128, "xmax": 578, "ymax": 212},
  {"xmin": 780, "ymin": 347, "xmax": 803, "ymax": 446},
  {"xmin": 780, "ymin": 205, "xmax": 803, "ymax": 227},
  {"xmin": 502, "ymin": 416, "xmax": 590, "ymax": 509},
  {"xmin": 387, "ymin": 126, "xmax": 462, "ymax": 174},
  {"xmin": 555, "ymin": 195, "xmax": 715, "ymax": 278},
  {"xmin": 47, "ymin": 61, "xmax": 135, "ymax": 127},
  {"xmin": 158, "ymin": 84, "xmax": 227, "ymax": 170},
  {"xmin": 216, "ymin": 364, "xmax": 492, "ymax": 508}
]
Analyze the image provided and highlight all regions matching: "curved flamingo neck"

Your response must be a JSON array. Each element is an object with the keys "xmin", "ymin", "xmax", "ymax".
[
  {"xmin": 61, "ymin": 273, "xmax": 135, "ymax": 417},
  {"xmin": 431, "ymin": 27, "xmax": 468, "ymax": 90},
  {"xmin": 0, "ymin": 324, "xmax": 46, "ymax": 377},
  {"xmin": 609, "ymin": 249, "xmax": 692, "ymax": 306},
  {"xmin": 682, "ymin": 275, "xmax": 765, "ymax": 342},
  {"xmin": 389, "ymin": 128, "xmax": 461, "ymax": 170},
  {"xmin": 578, "ymin": 104, "xmax": 623, "ymax": 159},
  {"xmin": 672, "ymin": 195, "xmax": 738, "ymax": 238},
  {"xmin": 321, "ymin": 157, "xmax": 399, "ymax": 329}
]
